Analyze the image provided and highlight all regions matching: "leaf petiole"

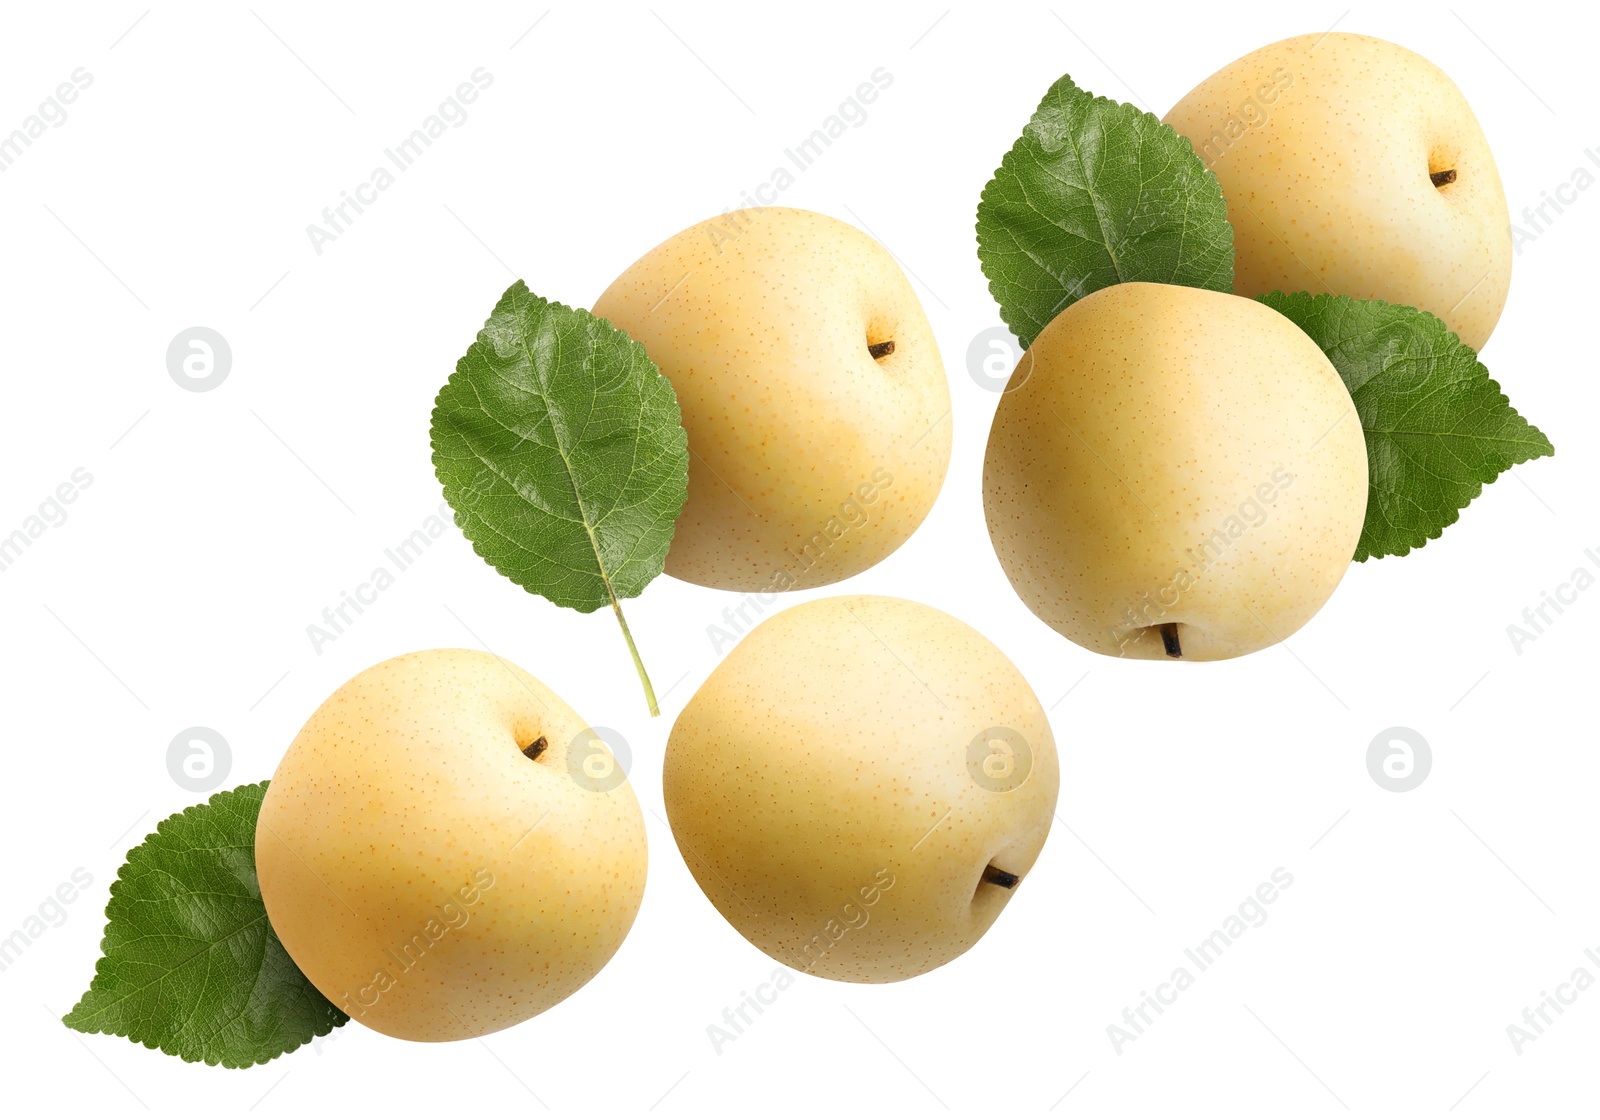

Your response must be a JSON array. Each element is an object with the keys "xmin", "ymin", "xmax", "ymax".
[
  {"xmin": 430, "ymin": 284, "xmax": 689, "ymax": 720},
  {"xmin": 609, "ymin": 594, "xmax": 660, "ymax": 717}
]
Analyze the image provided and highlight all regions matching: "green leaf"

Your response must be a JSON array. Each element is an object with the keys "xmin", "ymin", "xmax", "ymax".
[
  {"xmin": 976, "ymin": 72, "xmax": 1234, "ymax": 348},
  {"xmin": 1259, "ymin": 292, "xmax": 1554, "ymax": 561},
  {"xmin": 63, "ymin": 782, "xmax": 346, "ymax": 1068},
  {"xmin": 431, "ymin": 281, "xmax": 689, "ymax": 714}
]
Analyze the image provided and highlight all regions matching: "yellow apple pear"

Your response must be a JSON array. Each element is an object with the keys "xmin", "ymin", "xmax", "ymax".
[
  {"xmin": 664, "ymin": 595, "xmax": 1058, "ymax": 982},
  {"xmin": 592, "ymin": 208, "xmax": 951, "ymax": 592},
  {"xmin": 256, "ymin": 649, "xmax": 646, "ymax": 1041},
  {"xmin": 1164, "ymin": 32, "xmax": 1512, "ymax": 350},
  {"xmin": 983, "ymin": 282, "xmax": 1367, "ymax": 660}
]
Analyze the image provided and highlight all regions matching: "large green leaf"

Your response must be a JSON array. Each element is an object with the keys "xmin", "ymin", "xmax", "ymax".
[
  {"xmin": 1260, "ymin": 291, "xmax": 1554, "ymax": 561},
  {"xmin": 431, "ymin": 281, "xmax": 689, "ymax": 713},
  {"xmin": 63, "ymin": 782, "xmax": 346, "ymax": 1068},
  {"xmin": 977, "ymin": 73, "xmax": 1234, "ymax": 348}
]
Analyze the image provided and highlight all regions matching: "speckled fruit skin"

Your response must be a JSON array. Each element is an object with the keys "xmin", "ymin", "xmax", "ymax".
[
  {"xmin": 983, "ymin": 282, "xmax": 1367, "ymax": 661},
  {"xmin": 1164, "ymin": 33, "xmax": 1512, "ymax": 351},
  {"xmin": 663, "ymin": 596, "xmax": 1058, "ymax": 983},
  {"xmin": 592, "ymin": 208, "xmax": 951, "ymax": 592},
  {"xmin": 255, "ymin": 649, "xmax": 646, "ymax": 1042}
]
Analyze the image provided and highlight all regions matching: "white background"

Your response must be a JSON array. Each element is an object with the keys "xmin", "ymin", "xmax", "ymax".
[{"xmin": 0, "ymin": 3, "xmax": 1593, "ymax": 1116}]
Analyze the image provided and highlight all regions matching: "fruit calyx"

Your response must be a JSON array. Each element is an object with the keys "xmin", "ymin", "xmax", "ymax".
[
  {"xmin": 521, "ymin": 735, "xmax": 548, "ymax": 761},
  {"xmin": 981, "ymin": 864, "xmax": 1020, "ymax": 890},
  {"xmin": 1430, "ymin": 168, "xmax": 1457, "ymax": 187},
  {"xmin": 868, "ymin": 340, "xmax": 896, "ymax": 360}
]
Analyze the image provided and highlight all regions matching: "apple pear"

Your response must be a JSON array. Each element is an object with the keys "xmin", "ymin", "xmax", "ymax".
[
  {"xmin": 256, "ymin": 649, "xmax": 646, "ymax": 1042},
  {"xmin": 663, "ymin": 595, "xmax": 1058, "ymax": 982},
  {"xmin": 1163, "ymin": 32, "xmax": 1512, "ymax": 350},
  {"xmin": 592, "ymin": 208, "xmax": 951, "ymax": 592},
  {"xmin": 983, "ymin": 282, "xmax": 1367, "ymax": 661}
]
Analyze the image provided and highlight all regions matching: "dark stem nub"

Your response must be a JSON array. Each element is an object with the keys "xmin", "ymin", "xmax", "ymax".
[
  {"xmin": 521, "ymin": 735, "xmax": 547, "ymax": 761},
  {"xmin": 1430, "ymin": 168, "xmax": 1457, "ymax": 187},
  {"xmin": 981, "ymin": 864, "xmax": 1020, "ymax": 890},
  {"xmin": 868, "ymin": 339, "xmax": 895, "ymax": 360},
  {"xmin": 1160, "ymin": 622, "xmax": 1182, "ymax": 659}
]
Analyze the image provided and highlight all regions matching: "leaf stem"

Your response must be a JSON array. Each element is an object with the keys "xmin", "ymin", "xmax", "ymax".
[{"xmin": 609, "ymin": 594, "xmax": 660, "ymax": 716}]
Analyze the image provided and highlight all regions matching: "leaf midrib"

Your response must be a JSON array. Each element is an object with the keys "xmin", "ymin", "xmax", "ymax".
[
  {"xmin": 510, "ymin": 287, "xmax": 626, "ymax": 609},
  {"xmin": 67, "ymin": 910, "xmax": 268, "ymax": 1026}
]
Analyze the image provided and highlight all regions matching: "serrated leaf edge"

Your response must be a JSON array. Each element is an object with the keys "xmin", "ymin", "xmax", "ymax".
[
  {"xmin": 62, "ymin": 780, "xmax": 346, "ymax": 1069},
  {"xmin": 1258, "ymin": 290, "xmax": 1554, "ymax": 562},
  {"xmin": 429, "ymin": 281, "xmax": 689, "ymax": 614},
  {"xmin": 975, "ymin": 71, "xmax": 1234, "ymax": 348}
]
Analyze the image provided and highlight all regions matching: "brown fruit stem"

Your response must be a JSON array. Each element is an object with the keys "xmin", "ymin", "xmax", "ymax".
[
  {"xmin": 1160, "ymin": 622, "xmax": 1182, "ymax": 659},
  {"xmin": 868, "ymin": 340, "xmax": 895, "ymax": 360},
  {"xmin": 1431, "ymin": 168, "xmax": 1457, "ymax": 187},
  {"xmin": 982, "ymin": 864, "xmax": 1020, "ymax": 890},
  {"xmin": 522, "ymin": 735, "xmax": 548, "ymax": 760}
]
